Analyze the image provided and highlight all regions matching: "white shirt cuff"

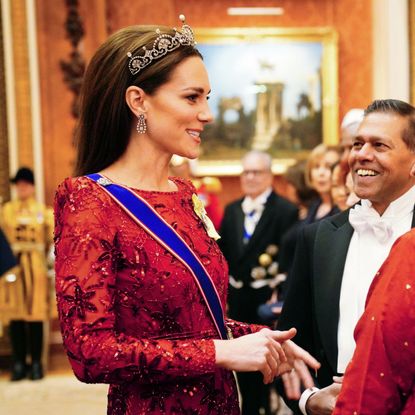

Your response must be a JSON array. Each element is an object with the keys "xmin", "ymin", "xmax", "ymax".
[{"xmin": 299, "ymin": 387, "xmax": 320, "ymax": 415}]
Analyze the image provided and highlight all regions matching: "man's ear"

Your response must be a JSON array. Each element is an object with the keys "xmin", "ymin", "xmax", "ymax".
[
  {"xmin": 410, "ymin": 161, "xmax": 415, "ymax": 177},
  {"xmin": 125, "ymin": 85, "xmax": 148, "ymax": 117}
]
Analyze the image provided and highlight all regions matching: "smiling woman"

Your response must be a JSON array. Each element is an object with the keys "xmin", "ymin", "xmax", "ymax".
[
  {"xmin": 131, "ymin": 56, "xmax": 213, "ymax": 162},
  {"xmin": 53, "ymin": 15, "xmax": 320, "ymax": 415}
]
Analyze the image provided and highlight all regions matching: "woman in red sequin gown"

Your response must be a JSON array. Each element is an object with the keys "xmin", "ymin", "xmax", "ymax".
[
  {"xmin": 54, "ymin": 17, "xmax": 319, "ymax": 415},
  {"xmin": 333, "ymin": 230, "xmax": 415, "ymax": 415}
]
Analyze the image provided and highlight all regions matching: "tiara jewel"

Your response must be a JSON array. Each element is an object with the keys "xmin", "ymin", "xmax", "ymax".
[{"xmin": 127, "ymin": 14, "xmax": 196, "ymax": 76}]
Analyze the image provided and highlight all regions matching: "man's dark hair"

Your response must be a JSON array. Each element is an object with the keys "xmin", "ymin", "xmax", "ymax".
[{"xmin": 364, "ymin": 99, "xmax": 415, "ymax": 151}]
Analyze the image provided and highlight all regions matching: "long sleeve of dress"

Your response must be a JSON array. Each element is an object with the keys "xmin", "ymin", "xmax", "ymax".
[
  {"xmin": 333, "ymin": 231, "xmax": 415, "ymax": 415},
  {"xmin": 54, "ymin": 178, "xmax": 216, "ymax": 385},
  {"xmin": 226, "ymin": 318, "xmax": 265, "ymax": 338}
]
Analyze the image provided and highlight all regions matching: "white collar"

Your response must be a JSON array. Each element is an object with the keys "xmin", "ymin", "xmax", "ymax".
[
  {"xmin": 362, "ymin": 184, "xmax": 415, "ymax": 219},
  {"xmin": 243, "ymin": 188, "xmax": 272, "ymax": 206},
  {"xmin": 241, "ymin": 188, "xmax": 272, "ymax": 216}
]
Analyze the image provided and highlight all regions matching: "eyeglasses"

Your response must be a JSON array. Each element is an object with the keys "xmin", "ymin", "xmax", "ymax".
[{"xmin": 241, "ymin": 169, "xmax": 271, "ymax": 176}]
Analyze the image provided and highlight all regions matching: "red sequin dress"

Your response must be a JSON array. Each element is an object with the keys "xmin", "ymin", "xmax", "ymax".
[
  {"xmin": 55, "ymin": 176, "xmax": 261, "ymax": 415},
  {"xmin": 333, "ymin": 230, "xmax": 415, "ymax": 415}
]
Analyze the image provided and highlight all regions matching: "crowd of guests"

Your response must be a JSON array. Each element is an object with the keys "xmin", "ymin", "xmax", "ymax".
[
  {"xmin": 217, "ymin": 116, "xmax": 363, "ymax": 413},
  {"xmin": 216, "ymin": 100, "xmax": 415, "ymax": 414}
]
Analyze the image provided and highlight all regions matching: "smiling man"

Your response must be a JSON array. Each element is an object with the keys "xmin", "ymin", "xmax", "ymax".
[{"xmin": 277, "ymin": 99, "xmax": 415, "ymax": 415}]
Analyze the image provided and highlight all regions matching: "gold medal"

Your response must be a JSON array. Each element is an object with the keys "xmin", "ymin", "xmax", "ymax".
[
  {"xmin": 259, "ymin": 253, "xmax": 272, "ymax": 267},
  {"xmin": 266, "ymin": 244, "xmax": 278, "ymax": 256}
]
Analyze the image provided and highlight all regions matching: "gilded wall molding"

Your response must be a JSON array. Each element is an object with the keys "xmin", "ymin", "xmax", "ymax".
[
  {"xmin": 0, "ymin": 1, "xmax": 10, "ymax": 203},
  {"xmin": 11, "ymin": 0, "xmax": 33, "ymax": 167},
  {"xmin": 60, "ymin": 0, "xmax": 85, "ymax": 120}
]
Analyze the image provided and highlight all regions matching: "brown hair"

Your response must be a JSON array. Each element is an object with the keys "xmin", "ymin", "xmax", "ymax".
[
  {"xmin": 74, "ymin": 25, "xmax": 202, "ymax": 176},
  {"xmin": 284, "ymin": 160, "xmax": 317, "ymax": 207},
  {"xmin": 305, "ymin": 144, "xmax": 328, "ymax": 188},
  {"xmin": 364, "ymin": 99, "xmax": 415, "ymax": 152}
]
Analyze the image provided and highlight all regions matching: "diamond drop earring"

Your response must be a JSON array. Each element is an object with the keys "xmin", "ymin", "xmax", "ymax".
[{"xmin": 136, "ymin": 114, "xmax": 147, "ymax": 134}]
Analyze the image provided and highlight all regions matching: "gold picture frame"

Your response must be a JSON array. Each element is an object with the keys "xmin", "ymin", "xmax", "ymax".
[{"xmin": 194, "ymin": 27, "xmax": 339, "ymax": 176}]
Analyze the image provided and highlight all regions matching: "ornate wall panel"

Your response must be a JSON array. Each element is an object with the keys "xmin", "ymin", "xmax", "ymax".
[
  {"xmin": 334, "ymin": 0, "xmax": 372, "ymax": 117},
  {"xmin": 37, "ymin": 0, "xmax": 107, "ymax": 205},
  {"xmin": 37, "ymin": 0, "xmax": 75, "ymax": 205},
  {"xmin": 10, "ymin": 0, "xmax": 33, "ymax": 168},
  {"xmin": 0, "ymin": 1, "xmax": 10, "ymax": 203}
]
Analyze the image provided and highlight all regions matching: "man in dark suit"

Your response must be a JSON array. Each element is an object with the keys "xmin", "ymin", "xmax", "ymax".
[
  {"xmin": 278, "ymin": 99, "xmax": 415, "ymax": 415},
  {"xmin": 219, "ymin": 150, "xmax": 298, "ymax": 415}
]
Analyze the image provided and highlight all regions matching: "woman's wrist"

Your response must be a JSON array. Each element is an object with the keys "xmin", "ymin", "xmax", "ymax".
[{"xmin": 213, "ymin": 339, "xmax": 230, "ymax": 368}]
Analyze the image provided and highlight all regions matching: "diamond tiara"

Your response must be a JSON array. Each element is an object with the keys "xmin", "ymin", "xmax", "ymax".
[{"xmin": 127, "ymin": 14, "xmax": 196, "ymax": 76}]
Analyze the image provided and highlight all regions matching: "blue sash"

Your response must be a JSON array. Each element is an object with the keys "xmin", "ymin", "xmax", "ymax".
[{"xmin": 86, "ymin": 173, "xmax": 228, "ymax": 340}]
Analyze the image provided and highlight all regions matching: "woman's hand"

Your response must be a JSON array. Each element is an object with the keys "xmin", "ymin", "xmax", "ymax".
[
  {"xmin": 214, "ymin": 327, "xmax": 320, "ymax": 386},
  {"xmin": 214, "ymin": 327, "xmax": 297, "ymax": 384}
]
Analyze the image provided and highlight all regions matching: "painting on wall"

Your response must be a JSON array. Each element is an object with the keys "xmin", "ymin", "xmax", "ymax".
[{"xmin": 193, "ymin": 27, "xmax": 338, "ymax": 175}]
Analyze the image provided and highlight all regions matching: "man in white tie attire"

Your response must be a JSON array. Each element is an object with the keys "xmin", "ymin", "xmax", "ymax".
[
  {"xmin": 277, "ymin": 99, "xmax": 415, "ymax": 415},
  {"xmin": 219, "ymin": 150, "xmax": 298, "ymax": 415}
]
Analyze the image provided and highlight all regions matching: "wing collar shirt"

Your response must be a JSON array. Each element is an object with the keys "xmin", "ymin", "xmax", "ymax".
[
  {"xmin": 241, "ymin": 188, "xmax": 272, "ymax": 243},
  {"xmin": 337, "ymin": 184, "xmax": 415, "ymax": 373}
]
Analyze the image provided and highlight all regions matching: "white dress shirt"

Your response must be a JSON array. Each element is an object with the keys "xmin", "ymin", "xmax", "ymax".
[{"xmin": 337, "ymin": 184, "xmax": 415, "ymax": 373}]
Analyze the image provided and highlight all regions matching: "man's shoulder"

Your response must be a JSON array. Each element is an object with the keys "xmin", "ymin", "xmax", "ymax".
[
  {"xmin": 319, "ymin": 208, "xmax": 350, "ymax": 229},
  {"xmin": 302, "ymin": 209, "xmax": 351, "ymax": 239}
]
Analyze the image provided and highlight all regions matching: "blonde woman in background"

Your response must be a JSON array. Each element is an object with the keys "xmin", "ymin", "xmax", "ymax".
[{"xmin": 303, "ymin": 144, "xmax": 340, "ymax": 225}]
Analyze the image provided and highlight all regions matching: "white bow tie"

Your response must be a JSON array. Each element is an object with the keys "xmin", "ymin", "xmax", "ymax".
[{"xmin": 349, "ymin": 205, "xmax": 393, "ymax": 244}]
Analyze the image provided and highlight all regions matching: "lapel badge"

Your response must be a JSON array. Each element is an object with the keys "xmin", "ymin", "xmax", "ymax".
[
  {"xmin": 259, "ymin": 253, "xmax": 272, "ymax": 267},
  {"xmin": 266, "ymin": 244, "xmax": 278, "ymax": 256}
]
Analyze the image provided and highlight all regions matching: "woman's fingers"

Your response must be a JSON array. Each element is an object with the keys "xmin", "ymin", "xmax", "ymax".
[
  {"xmin": 262, "ymin": 364, "xmax": 271, "ymax": 384},
  {"xmin": 263, "ymin": 361, "xmax": 278, "ymax": 384},
  {"xmin": 268, "ymin": 338, "xmax": 283, "ymax": 367},
  {"xmin": 255, "ymin": 329, "xmax": 287, "ymax": 383},
  {"xmin": 270, "ymin": 327, "xmax": 297, "ymax": 343},
  {"xmin": 214, "ymin": 328, "xmax": 318, "ymax": 384},
  {"xmin": 265, "ymin": 346, "xmax": 280, "ymax": 382},
  {"xmin": 269, "ymin": 336, "xmax": 287, "ymax": 363}
]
